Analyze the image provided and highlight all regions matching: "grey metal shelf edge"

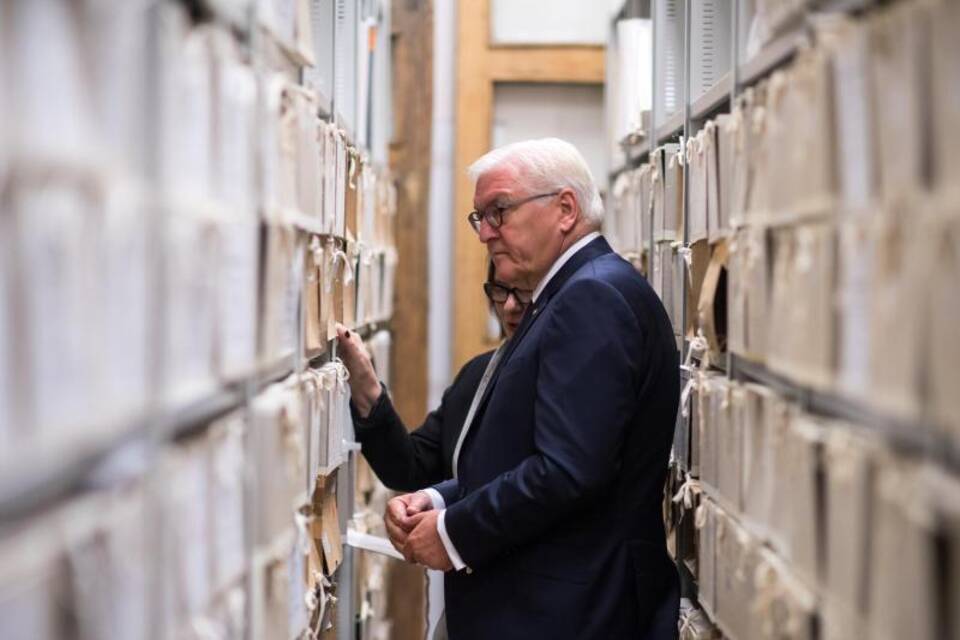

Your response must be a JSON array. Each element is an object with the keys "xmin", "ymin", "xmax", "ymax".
[
  {"xmin": 728, "ymin": 353, "xmax": 960, "ymax": 473},
  {"xmin": 737, "ymin": 26, "xmax": 810, "ymax": 89},
  {"xmin": 690, "ymin": 71, "xmax": 733, "ymax": 122},
  {"xmin": 0, "ymin": 355, "xmax": 301, "ymax": 524},
  {"xmin": 656, "ymin": 111, "xmax": 685, "ymax": 146}
]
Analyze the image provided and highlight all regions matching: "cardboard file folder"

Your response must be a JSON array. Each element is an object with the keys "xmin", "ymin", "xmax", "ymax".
[
  {"xmin": 304, "ymin": 237, "xmax": 326, "ymax": 356},
  {"xmin": 697, "ymin": 241, "xmax": 728, "ymax": 363},
  {"xmin": 823, "ymin": 429, "xmax": 878, "ymax": 613},
  {"xmin": 687, "ymin": 131, "xmax": 709, "ymax": 244},
  {"xmin": 867, "ymin": 212, "xmax": 924, "ymax": 420},
  {"xmin": 925, "ymin": 212, "xmax": 960, "ymax": 440},
  {"xmin": 868, "ymin": 458, "xmax": 938, "ymax": 640},
  {"xmin": 870, "ymin": 2, "xmax": 932, "ymax": 203},
  {"xmin": 829, "ymin": 19, "xmax": 879, "ymax": 213},
  {"xmin": 930, "ymin": 1, "xmax": 960, "ymax": 194}
]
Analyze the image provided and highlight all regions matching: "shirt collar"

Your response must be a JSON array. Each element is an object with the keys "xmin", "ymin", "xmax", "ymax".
[{"xmin": 532, "ymin": 231, "xmax": 601, "ymax": 303}]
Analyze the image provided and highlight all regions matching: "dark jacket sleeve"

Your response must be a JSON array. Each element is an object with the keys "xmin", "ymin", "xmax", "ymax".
[{"xmin": 352, "ymin": 351, "xmax": 494, "ymax": 492}]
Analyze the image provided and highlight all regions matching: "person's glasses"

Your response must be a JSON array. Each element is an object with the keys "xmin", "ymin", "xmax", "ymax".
[
  {"xmin": 483, "ymin": 281, "xmax": 533, "ymax": 306},
  {"xmin": 467, "ymin": 191, "xmax": 560, "ymax": 233}
]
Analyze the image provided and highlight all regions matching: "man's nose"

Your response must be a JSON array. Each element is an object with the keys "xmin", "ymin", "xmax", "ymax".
[
  {"xmin": 477, "ymin": 219, "xmax": 499, "ymax": 243},
  {"xmin": 504, "ymin": 295, "xmax": 523, "ymax": 313}
]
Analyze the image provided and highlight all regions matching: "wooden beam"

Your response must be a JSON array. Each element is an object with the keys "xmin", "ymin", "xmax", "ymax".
[
  {"xmin": 452, "ymin": 0, "xmax": 607, "ymax": 371},
  {"xmin": 386, "ymin": 2, "xmax": 432, "ymax": 636},
  {"xmin": 453, "ymin": 0, "xmax": 497, "ymax": 369},
  {"xmin": 390, "ymin": 0, "xmax": 432, "ymax": 427},
  {"xmin": 488, "ymin": 47, "xmax": 605, "ymax": 84}
]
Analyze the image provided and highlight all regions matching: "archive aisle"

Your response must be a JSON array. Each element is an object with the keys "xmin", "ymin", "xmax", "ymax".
[
  {"xmin": 606, "ymin": 0, "xmax": 960, "ymax": 638},
  {"xmin": 0, "ymin": 1, "xmax": 399, "ymax": 639}
]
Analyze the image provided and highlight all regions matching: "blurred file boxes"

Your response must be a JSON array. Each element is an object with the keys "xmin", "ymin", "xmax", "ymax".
[
  {"xmin": 823, "ymin": 429, "xmax": 876, "ymax": 621},
  {"xmin": 930, "ymin": 1, "xmax": 960, "ymax": 194},
  {"xmin": 696, "ymin": 497, "xmax": 720, "ymax": 618},
  {"xmin": 751, "ymin": 547, "xmax": 817, "ymax": 640},
  {"xmin": 766, "ymin": 222, "xmax": 835, "ymax": 388},
  {"xmin": 609, "ymin": 2, "xmax": 960, "ymax": 640},
  {"xmin": 868, "ymin": 458, "xmax": 938, "ymax": 640},
  {"xmin": 2, "ymin": 1, "xmax": 99, "ymax": 164},
  {"xmin": 712, "ymin": 509, "xmax": 757, "ymax": 640},
  {"xmin": 101, "ymin": 185, "xmax": 150, "ymax": 420},
  {"xmin": 208, "ymin": 413, "xmax": 248, "ymax": 592},
  {"xmin": 924, "ymin": 210, "xmax": 960, "ymax": 440},
  {"xmin": 216, "ymin": 217, "xmax": 261, "ymax": 380},
  {"xmin": 687, "ymin": 132, "xmax": 709, "ymax": 244},
  {"xmin": 0, "ymin": 215, "xmax": 10, "ymax": 449},
  {"xmin": 164, "ymin": 210, "xmax": 218, "ymax": 406},
  {"xmin": 159, "ymin": 438, "xmax": 215, "ymax": 628},
  {"xmin": 260, "ymin": 224, "xmax": 304, "ymax": 365},
  {"xmin": 711, "ymin": 113, "xmax": 737, "ymax": 242},
  {"xmin": 0, "ymin": 1, "xmax": 396, "ymax": 638},
  {"xmin": 865, "ymin": 213, "xmax": 924, "ymax": 421},
  {"xmin": 252, "ymin": 379, "xmax": 307, "ymax": 546},
  {"xmin": 829, "ymin": 18, "xmax": 878, "ymax": 214},
  {"xmin": 0, "ymin": 517, "xmax": 85, "ymax": 640},
  {"xmin": 11, "ymin": 177, "xmax": 104, "ymax": 443},
  {"xmin": 656, "ymin": 144, "xmax": 684, "ymax": 242},
  {"xmin": 65, "ymin": 490, "xmax": 149, "ymax": 640},
  {"xmin": 869, "ymin": 1, "xmax": 931, "ymax": 203},
  {"xmin": 211, "ymin": 36, "xmax": 258, "ymax": 211},
  {"xmin": 0, "ymin": 488, "xmax": 150, "ymax": 640}
]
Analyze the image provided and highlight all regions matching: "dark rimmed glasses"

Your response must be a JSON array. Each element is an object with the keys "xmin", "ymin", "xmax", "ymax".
[
  {"xmin": 483, "ymin": 281, "xmax": 533, "ymax": 306},
  {"xmin": 467, "ymin": 191, "xmax": 560, "ymax": 233}
]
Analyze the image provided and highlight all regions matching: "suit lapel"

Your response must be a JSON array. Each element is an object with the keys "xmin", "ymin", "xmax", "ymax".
[{"xmin": 460, "ymin": 236, "xmax": 614, "ymax": 445}]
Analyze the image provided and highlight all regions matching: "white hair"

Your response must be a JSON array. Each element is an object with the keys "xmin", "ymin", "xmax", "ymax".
[{"xmin": 467, "ymin": 138, "xmax": 604, "ymax": 228}]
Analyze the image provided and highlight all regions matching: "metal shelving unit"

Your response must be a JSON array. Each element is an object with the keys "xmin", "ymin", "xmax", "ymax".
[
  {"xmin": 690, "ymin": 70, "xmax": 732, "ymax": 121},
  {"xmin": 616, "ymin": 0, "xmax": 915, "ymax": 631},
  {"xmin": 737, "ymin": 25, "xmax": 810, "ymax": 88},
  {"xmin": 729, "ymin": 354, "xmax": 960, "ymax": 473},
  {"xmin": 656, "ymin": 111, "xmax": 686, "ymax": 144},
  {"xmin": 0, "ymin": 1, "xmax": 396, "ymax": 638}
]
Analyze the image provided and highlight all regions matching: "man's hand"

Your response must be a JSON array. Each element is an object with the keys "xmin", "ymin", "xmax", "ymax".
[
  {"xmin": 384, "ymin": 492, "xmax": 434, "ymax": 558},
  {"xmin": 335, "ymin": 323, "xmax": 382, "ymax": 417},
  {"xmin": 402, "ymin": 510, "xmax": 454, "ymax": 571}
]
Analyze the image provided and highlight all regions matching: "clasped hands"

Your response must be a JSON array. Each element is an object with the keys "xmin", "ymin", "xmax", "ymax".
[{"xmin": 384, "ymin": 491, "xmax": 453, "ymax": 571}]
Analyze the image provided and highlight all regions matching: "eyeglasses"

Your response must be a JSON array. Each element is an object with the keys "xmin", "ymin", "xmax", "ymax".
[
  {"xmin": 483, "ymin": 281, "xmax": 533, "ymax": 306},
  {"xmin": 467, "ymin": 191, "xmax": 560, "ymax": 233}
]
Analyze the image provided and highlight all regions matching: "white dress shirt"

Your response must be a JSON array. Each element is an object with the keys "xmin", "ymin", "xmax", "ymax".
[
  {"xmin": 425, "ymin": 231, "xmax": 603, "ymax": 572},
  {"xmin": 532, "ymin": 231, "xmax": 600, "ymax": 302}
]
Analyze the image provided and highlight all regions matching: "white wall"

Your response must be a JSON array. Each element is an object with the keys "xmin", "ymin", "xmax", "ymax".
[
  {"xmin": 492, "ymin": 83, "xmax": 608, "ymax": 185},
  {"xmin": 490, "ymin": 0, "xmax": 624, "ymax": 45}
]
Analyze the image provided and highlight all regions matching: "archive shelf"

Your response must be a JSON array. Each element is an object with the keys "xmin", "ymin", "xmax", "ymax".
[
  {"xmin": 689, "ymin": 71, "xmax": 732, "ymax": 122},
  {"xmin": 606, "ymin": 0, "xmax": 935, "ymax": 636},
  {"xmin": 0, "ymin": 0, "xmax": 396, "ymax": 638},
  {"xmin": 736, "ymin": 25, "xmax": 810, "ymax": 89},
  {"xmin": 656, "ymin": 111, "xmax": 686, "ymax": 145},
  {"xmin": 729, "ymin": 355, "xmax": 960, "ymax": 475}
]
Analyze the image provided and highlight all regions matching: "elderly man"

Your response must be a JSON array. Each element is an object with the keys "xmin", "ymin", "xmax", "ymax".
[{"xmin": 388, "ymin": 138, "xmax": 680, "ymax": 639}]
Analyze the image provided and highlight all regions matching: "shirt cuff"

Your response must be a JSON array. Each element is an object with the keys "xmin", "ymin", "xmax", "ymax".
[
  {"xmin": 420, "ymin": 488, "xmax": 445, "ymax": 510},
  {"xmin": 437, "ymin": 509, "xmax": 468, "ymax": 572}
]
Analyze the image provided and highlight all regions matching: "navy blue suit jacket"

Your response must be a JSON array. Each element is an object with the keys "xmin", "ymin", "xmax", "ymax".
[{"xmin": 434, "ymin": 236, "xmax": 680, "ymax": 639}]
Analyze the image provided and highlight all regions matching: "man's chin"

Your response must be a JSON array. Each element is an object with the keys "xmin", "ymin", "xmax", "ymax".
[{"xmin": 491, "ymin": 256, "xmax": 518, "ymax": 278}]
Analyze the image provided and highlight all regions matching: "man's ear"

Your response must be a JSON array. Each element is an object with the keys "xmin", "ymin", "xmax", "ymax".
[{"xmin": 557, "ymin": 188, "xmax": 579, "ymax": 233}]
